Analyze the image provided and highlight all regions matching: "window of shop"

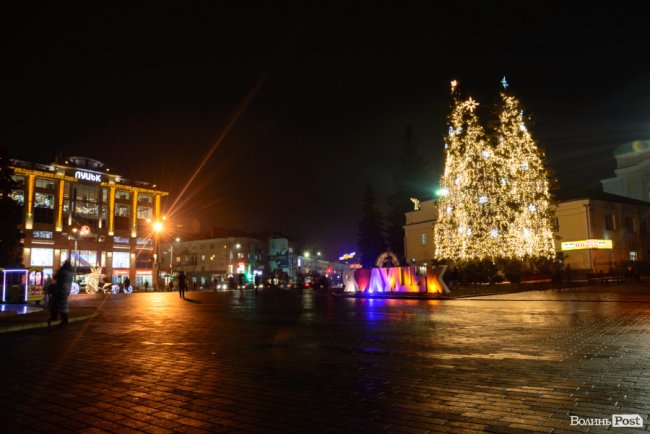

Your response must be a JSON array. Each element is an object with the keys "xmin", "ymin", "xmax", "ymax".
[
  {"xmin": 33, "ymin": 231, "xmax": 53, "ymax": 239},
  {"xmin": 35, "ymin": 178, "xmax": 55, "ymax": 189},
  {"xmin": 34, "ymin": 192, "xmax": 55, "ymax": 223},
  {"xmin": 112, "ymin": 252, "xmax": 130, "ymax": 268},
  {"xmin": 136, "ymin": 275, "xmax": 152, "ymax": 288},
  {"xmin": 73, "ymin": 184, "xmax": 100, "ymax": 217},
  {"xmin": 31, "ymin": 248, "xmax": 53, "ymax": 266},
  {"xmin": 137, "ymin": 206, "xmax": 152, "ymax": 220},
  {"xmin": 115, "ymin": 190, "xmax": 131, "ymax": 200},
  {"xmin": 136, "ymin": 238, "xmax": 152, "ymax": 246},
  {"xmin": 10, "ymin": 190, "xmax": 24, "ymax": 205},
  {"xmin": 114, "ymin": 236, "xmax": 129, "ymax": 244},
  {"xmin": 115, "ymin": 204, "xmax": 130, "ymax": 217},
  {"xmin": 34, "ymin": 192, "xmax": 54, "ymax": 208},
  {"xmin": 71, "ymin": 250, "xmax": 98, "ymax": 267}
]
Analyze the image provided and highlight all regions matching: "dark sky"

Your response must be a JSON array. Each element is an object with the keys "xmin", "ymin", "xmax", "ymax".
[{"xmin": 2, "ymin": 2, "xmax": 650, "ymax": 258}]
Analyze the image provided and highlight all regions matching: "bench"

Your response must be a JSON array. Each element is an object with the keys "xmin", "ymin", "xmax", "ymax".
[{"xmin": 587, "ymin": 273, "xmax": 622, "ymax": 285}]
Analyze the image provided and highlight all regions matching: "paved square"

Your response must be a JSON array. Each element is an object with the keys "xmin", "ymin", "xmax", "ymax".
[{"xmin": 2, "ymin": 286, "xmax": 650, "ymax": 432}]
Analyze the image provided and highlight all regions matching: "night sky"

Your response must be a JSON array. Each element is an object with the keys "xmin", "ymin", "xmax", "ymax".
[{"xmin": 2, "ymin": 2, "xmax": 649, "ymax": 258}]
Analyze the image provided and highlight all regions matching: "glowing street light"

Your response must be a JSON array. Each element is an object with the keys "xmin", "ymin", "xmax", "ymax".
[{"xmin": 152, "ymin": 220, "xmax": 164, "ymax": 289}]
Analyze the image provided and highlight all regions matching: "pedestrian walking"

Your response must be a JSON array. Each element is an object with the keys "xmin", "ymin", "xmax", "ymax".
[
  {"xmin": 144, "ymin": 280, "xmax": 149, "ymax": 291},
  {"xmin": 178, "ymin": 271, "xmax": 187, "ymax": 298},
  {"xmin": 123, "ymin": 276, "xmax": 131, "ymax": 293},
  {"xmin": 48, "ymin": 259, "xmax": 73, "ymax": 326}
]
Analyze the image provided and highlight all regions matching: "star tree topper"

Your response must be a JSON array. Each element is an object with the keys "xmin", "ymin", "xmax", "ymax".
[
  {"xmin": 465, "ymin": 97, "xmax": 479, "ymax": 112},
  {"xmin": 501, "ymin": 76, "xmax": 509, "ymax": 89}
]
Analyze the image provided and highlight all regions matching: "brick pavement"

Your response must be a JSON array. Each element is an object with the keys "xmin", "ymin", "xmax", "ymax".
[{"xmin": 1, "ymin": 286, "xmax": 650, "ymax": 432}]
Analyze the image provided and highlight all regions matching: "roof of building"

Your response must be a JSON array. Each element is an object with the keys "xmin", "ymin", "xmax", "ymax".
[
  {"xmin": 558, "ymin": 187, "xmax": 650, "ymax": 207},
  {"xmin": 613, "ymin": 140, "xmax": 650, "ymax": 156}
]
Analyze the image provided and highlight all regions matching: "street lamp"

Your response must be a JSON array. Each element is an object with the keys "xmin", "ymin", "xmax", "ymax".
[
  {"xmin": 152, "ymin": 220, "xmax": 164, "ymax": 289},
  {"xmin": 71, "ymin": 227, "xmax": 79, "ymax": 277}
]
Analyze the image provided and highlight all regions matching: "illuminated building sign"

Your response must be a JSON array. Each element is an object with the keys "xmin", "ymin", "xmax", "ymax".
[
  {"xmin": 561, "ymin": 239, "xmax": 613, "ymax": 251},
  {"xmin": 338, "ymin": 252, "xmax": 356, "ymax": 261},
  {"xmin": 75, "ymin": 171, "xmax": 102, "ymax": 182}
]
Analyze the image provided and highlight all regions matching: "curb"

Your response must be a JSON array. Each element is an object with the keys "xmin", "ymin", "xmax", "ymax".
[{"xmin": 0, "ymin": 311, "xmax": 99, "ymax": 334}]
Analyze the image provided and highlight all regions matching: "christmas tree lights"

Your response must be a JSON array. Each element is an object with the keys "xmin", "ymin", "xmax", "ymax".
[
  {"xmin": 495, "ymin": 82, "xmax": 555, "ymax": 259},
  {"xmin": 434, "ymin": 79, "xmax": 555, "ymax": 261}
]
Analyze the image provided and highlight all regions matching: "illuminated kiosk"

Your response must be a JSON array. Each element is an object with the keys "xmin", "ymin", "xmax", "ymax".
[{"xmin": 341, "ymin": 252, "xmax": 450, "ymax": 298}]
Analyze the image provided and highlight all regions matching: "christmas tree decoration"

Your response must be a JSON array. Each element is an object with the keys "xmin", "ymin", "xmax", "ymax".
[
  {"xmin": 494, "ymin": 83, "xmax": 555, "ymax": 259},
  {"xmin": 434, "ymin": 83, "xmax": 514, "ymax": 260},
  {"xmin": 434, "ymin": 79, "xmax": 555, "ymax": 262}
]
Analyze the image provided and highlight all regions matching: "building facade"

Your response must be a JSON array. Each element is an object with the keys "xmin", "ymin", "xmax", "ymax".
[
  {"xmin": 601, "ymin": 140, "xmax": 650, "ymax": 202},
  {"xmin": 160, "ymin": 236, "xmax": 268, "ymax": 287},
  {"xmin": 10, "ymin": 156, "xmax": 168, "ymax": 288},
  {"xmin": 160, "ymin": 235, "xmax": 348, "ymax": 288},
  {"xmin": 555, "ymin": 193, "xmax": 650, "ymax": 273},
  {"xmin": 404, "ymin": 199, "xmax": 438, "ymax": 266}
]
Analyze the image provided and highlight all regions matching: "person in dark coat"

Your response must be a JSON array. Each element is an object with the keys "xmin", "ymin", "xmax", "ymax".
[
  {"xmin": 49, "ymin": 260, "xmax": 74, "ymax": 326},
  {"xmin": 178, "ymin": 271, "xmax": 187, "ymax": 298}
]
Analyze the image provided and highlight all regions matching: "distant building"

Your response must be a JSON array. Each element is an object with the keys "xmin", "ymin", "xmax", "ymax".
[
  {"xmin": 602, "ymin": 140, "xmax": 650, "ymax": 202},
  {"xmin": 403, "ymin": 199, "xmax": 438, "ymax": 266},
  {"xmin": 10, "ymin": 156, "xmax": 168, "ymax": 288},
  {"xmin": 555, "ymin": 192, "xmax": 650, "ymax": 273},
  {"xmin": 160, "ymin": 235, "xmax": 267, "ymax": 287}
]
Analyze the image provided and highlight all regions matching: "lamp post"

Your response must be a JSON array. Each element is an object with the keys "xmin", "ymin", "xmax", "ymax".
[
  {"xmin": 71, "ymin": 227, "xmax": 79, "ymax": 277},
  {"xmin": 152, "ymin": 220, "xmax": 163, "ymax": 290}
]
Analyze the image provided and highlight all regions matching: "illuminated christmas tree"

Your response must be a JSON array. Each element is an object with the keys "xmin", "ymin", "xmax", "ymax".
[
  {"xmin": 434, "ymin": 81, "xmax": 513, "ymax": 260},
  {"xmin": 495, "ymin": 77, "xmax": 555, "ymax": 259}
]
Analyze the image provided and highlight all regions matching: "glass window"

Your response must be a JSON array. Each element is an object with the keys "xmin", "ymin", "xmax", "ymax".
[
  {"xmin": 139, "ymin": 194, "xmax": 153, "ymax": 204},
  {"xmin": 604, "ymin": 214, "xmax": 616, "ymax": 231},
  {"xmin": 420, "ymin": 233, "xmax": 427, "ymax": 246},
  {"xmin": 115, "ymin": 204, "xmax": 130, "ymax": 217},
  {"xmin": 137, "ymin": 206, "xmax": 152, "ymax": 220},
  {"xmin": 112, "ymin": 252, "xmax": 130, "ymax": 268},
  {"xmin": 73, "ymin": 184, "xmax": 99, "ymax": 217},
  {"xmin": 10, "ymin": 190, "xmax": 24, "ymax": 205},
  {"xmin": 624, "ymin": 216, "xmax": 636, "ymax": 233},
  {"xmin": 75, "ymin": 202, "xmax": 99, "ymax": 217},
  {"xmin": 11, "ymin": 175, "xmax": 24, "ymax": 187},
  {"xmin": 34, "ymin": 192, "xmax": 55, "ymax": 208},
  {"xmin": 137, "ymin": 238, "xmax": 152, "ymax": 246},
  {"xmin": 114, "ymin": 236, "xmax": 129, "ymax": 244},
  {"xmin": 74, "ymin": 184, "xmax": 99, "ymax": 202},
  {"xmin": 33, "ymin": 231, "xmax": 53, "ymax": 239},
  {"xmin": 630, "ymin": 251, "xmax": 638, "ymax": 262},
  {"xmin": 71, "ymin": 250, "xmax": 98, "ymax": 267},
  {"xmin": 115, "ymin": 190, "xmax": 131, "ymax": 200},
  {"xmin": 35, "ymin": 178, "xmax": 55, "ymax": 189},
  {"xmin": 31, "ymin": 248, "xmax": 53, "ymax": 266}
]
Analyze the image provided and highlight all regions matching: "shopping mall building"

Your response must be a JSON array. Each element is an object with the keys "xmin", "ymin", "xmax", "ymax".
[{"xmin": 10, "ymin": 156, "xmax": 168, "ymax": 287}]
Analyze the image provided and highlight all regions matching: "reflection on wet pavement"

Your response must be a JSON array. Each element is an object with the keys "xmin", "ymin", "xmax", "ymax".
[{"xmin": 2, "ymin": 285, "xmax": 650, "ymax": 432}]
